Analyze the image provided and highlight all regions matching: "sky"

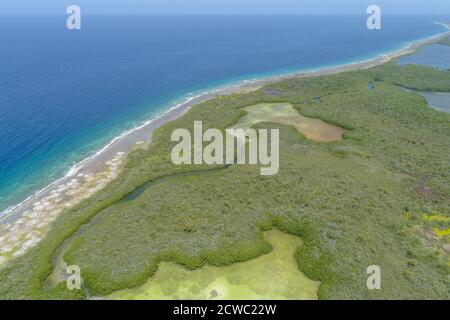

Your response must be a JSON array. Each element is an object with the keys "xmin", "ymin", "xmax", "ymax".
[{"xmin": 1, "ymin": 0, "xmax": 450, "ymax": 15}]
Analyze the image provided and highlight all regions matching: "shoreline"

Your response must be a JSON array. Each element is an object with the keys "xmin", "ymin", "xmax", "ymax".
[{"xmin": 0, "ymin": 24, "xmax": 449, "ymax": 230}]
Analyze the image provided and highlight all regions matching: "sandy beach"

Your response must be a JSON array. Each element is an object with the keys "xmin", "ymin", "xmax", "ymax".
[{"xmin": 0, "ymin": 25, "xmax": 449, "ymax": 265}]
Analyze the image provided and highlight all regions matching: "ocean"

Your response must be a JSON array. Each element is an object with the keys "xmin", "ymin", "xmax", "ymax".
[{"xmin": 0, "ymin": 14, "xmax": 448, "ymax": 214}]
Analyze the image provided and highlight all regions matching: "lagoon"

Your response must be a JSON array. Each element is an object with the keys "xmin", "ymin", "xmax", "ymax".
[
  {"xmin": 397, "ymin": 43, "xmax": 450, "ymax": 70},
  {"xmin": 418, "ymin": 92, "xmax": 450, "ymax": 113}
]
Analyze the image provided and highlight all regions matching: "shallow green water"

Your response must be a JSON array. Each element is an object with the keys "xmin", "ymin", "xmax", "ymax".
[
  {"xmin": 418, "ymin": 92, "xmax": 450, "ymax": 113},
  {"xmin": 107, "ymin": 230, "xmax": 319, "ymax": 300}
]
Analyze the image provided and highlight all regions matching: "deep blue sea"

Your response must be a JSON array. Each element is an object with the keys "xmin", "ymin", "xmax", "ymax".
[{"xmin": 0, "ymin": 14, "xmax": 448, "ymax": 213}]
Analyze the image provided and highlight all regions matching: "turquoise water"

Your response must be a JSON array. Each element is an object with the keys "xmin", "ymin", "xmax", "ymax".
[
  {"xmin": 397, "ymin": 43, "xmax": 450, "ymax": 69},
  {"xmin": 0, "ymin": 15, "xmax": 448, "ymax": 214}
]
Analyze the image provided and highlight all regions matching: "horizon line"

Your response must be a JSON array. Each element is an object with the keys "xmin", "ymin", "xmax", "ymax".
[{"xmin": 1, "ymin": 12, "xmax": 450, "ymax": 16}]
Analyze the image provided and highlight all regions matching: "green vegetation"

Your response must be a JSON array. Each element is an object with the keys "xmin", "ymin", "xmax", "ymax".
[
  {"xmin": 0, "ymin": 56, "xmax": 449, "ymax": 300},
  {"xmin": 107, "ymin": 230, "xmax": 319, "ymax": 300}
]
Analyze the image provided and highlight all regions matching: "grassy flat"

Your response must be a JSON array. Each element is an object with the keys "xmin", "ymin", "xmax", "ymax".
[{"xmin": 107, "ymin": 230, "xmax": 319, "ymax": 300}]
